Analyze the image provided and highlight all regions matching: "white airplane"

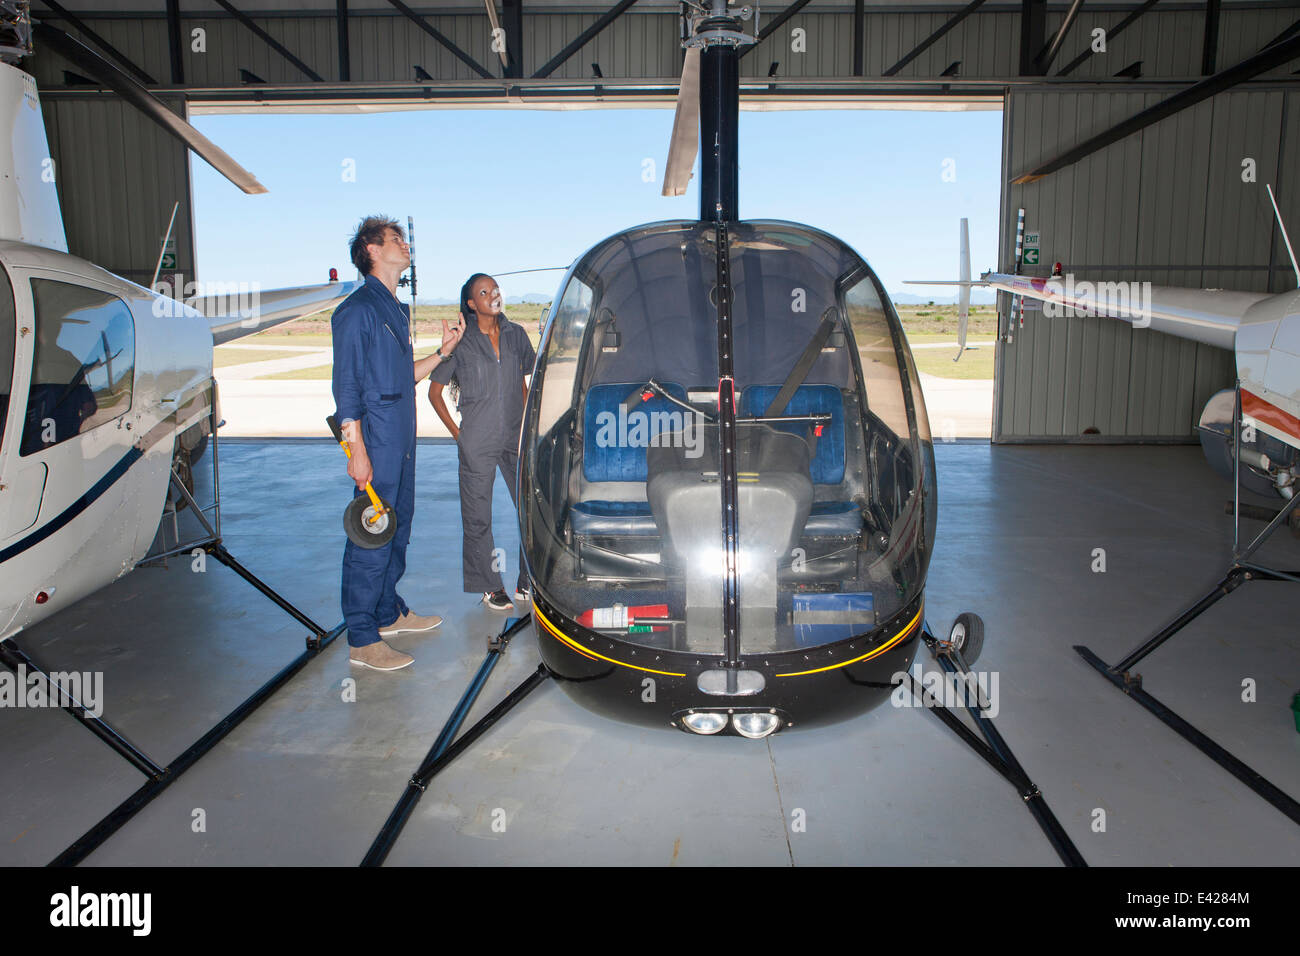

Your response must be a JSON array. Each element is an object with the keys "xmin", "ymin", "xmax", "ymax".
[
  {"xmin": 980, "ymin": 202, "xmax": 1299, "ymax": 508},
  {"xmin": 911, "ymin": 206, "xmax": 1299, "ymax": 508},
  {"xmin": 904, "ymin": 217, "xmax": 974, "ymax": 362},
  {"xmin": 0, "ymin": 17, "xmax": 359, "ymax": 642}
]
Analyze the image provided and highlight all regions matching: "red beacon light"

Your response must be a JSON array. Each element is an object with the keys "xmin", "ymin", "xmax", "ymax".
[
  {"xmin": 329, "ymin": 268, "xmax": 338, "ymax": 282},
  {"xmin": 1052, "ymin": 261, "xmax": 1063, "ymax": 277}
]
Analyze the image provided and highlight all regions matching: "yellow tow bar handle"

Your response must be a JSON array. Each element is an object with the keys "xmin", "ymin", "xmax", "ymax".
[{"xmin": 326, "ymin": 415, "xmax": 387, "ymax": 518}]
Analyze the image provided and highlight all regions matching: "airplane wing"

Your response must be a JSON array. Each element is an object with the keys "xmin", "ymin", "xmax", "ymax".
[
  {"xmin": 980, "ymin": 272, "xmax": 1269, "ymax": 351},
  {"xmin": 194, "ymin": 280, "xmax": 363, "ymax": 345}
]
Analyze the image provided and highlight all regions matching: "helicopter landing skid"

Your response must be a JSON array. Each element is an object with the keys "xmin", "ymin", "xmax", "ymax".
[
  {"xmin": 908, "ymin": 624, "xmax": 1088, "ymax": 867},
  {"xmin": 362, "ymin": 615, "xmax": 549, "ymax": 867},
  {"xmin": 1075, "ymin": 384, "xmax": 1300, "ymax": 829},
  {"xmin": 0, "ymin": 397, "xmax": 345, "ymax": 866}
]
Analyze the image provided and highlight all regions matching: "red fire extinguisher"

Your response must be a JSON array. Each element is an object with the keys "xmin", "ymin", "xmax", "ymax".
[{"xmin": 577, "ymin": 603, "xmax": 669, "ymax": 630}]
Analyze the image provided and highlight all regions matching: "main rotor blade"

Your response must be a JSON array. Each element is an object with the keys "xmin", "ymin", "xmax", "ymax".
[
  {"xmin": 34, "ymin": 22, "xmax": 267, "ymax": 195},
  {"xmin": 661, "ymin": 46, "xmax": 700, "ymax": 197}
]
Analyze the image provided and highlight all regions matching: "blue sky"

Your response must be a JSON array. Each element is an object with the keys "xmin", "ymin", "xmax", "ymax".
[{"xmin": 191, "ymin": 106, "xmax": 1002, "ymax": 302}]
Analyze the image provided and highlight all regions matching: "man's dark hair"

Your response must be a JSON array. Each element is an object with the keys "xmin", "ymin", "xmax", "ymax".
[{"xmin": 349, "ymin": 215, "xmax": 403, "ymax": 275}]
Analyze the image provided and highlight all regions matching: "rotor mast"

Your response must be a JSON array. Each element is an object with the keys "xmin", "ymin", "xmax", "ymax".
[
  {"xmin": 662, "ymin": 1, "xmax": 754, "ymax": 220},
  {"xmin": 694, "ymin": 2, "xmax": 751, "ymax": 221}
]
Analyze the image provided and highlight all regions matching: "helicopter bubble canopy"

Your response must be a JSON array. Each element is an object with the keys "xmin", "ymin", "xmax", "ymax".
[{"xmin": 520, "ymin": 220, "xmax": 936, "ymax": 657}]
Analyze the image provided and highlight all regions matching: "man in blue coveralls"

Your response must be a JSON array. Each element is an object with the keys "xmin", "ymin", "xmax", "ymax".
[{"xmin": 332, "ymin": 216, "xmax": 463, "ymax": 671}]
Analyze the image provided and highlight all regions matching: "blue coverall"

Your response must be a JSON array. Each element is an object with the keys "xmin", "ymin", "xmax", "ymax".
[{"xmin": 331, "ymin": 274, "xmax": 417, "ymax": 648}]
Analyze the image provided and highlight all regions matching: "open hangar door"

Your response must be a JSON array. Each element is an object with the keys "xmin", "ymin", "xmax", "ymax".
[{"xmin": 992, "ymin": 86, "xmax": 1297, "ymax": 443}]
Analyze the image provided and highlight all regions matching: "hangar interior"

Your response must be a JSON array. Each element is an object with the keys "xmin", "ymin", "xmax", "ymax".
[{"xmin": 1, "ymin": 0, "xmax": 1298, "ymax": 865}]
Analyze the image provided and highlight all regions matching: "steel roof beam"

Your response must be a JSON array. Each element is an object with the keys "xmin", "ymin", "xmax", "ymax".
[
  {"xmin": 1057, "ymin": 0, "xmax": 1161, "ymax": 77},
  {"xmin": 383, "ymin": 0, "xmax": 493, "ymax": 80},
  {"xmin": 211, "ymin": 0, "xmax": 324, "ymax": 81},
  {"xmin": 883, "ymin": 0, "xmax": 987, "ymax": 77},
  {"xmin": 1014, "ymin": 27, "xmax": 1300, "ymax": 184},
  {"xmin": 532, "ymin": 0, "xmax": 638, "ymax": 79}
]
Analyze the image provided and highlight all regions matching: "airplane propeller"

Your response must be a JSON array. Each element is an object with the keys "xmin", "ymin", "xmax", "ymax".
[{"xmin": 32, "ymin": 21, "xmax": 267, "ymax": 195}]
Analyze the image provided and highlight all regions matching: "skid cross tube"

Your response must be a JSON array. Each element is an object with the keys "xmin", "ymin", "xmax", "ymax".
[
  {"xmin": 5, "ymin": 397, "xmax": 348, "ymax": 864},
  {"xmin": 0, "ymin": 641, "xmax": 166, "ymax": 779},
  {"xmin": 48, "ymin": 621, "xmax": 345, "ymax": 866},
  {"xmin": 362, "ymin": 616, "xmax": 549, "ymax": 867},
  {"xmin": 909, "ymin": 630, "xmax": 1087, "ymax": 867},
  {"xmin": 1075, "ymin": 383, "xmax": 1300, "ymax": 828},
  {"xmin": 1076, "ymin": 646, "xmax": 1300, "ymax": 826}
]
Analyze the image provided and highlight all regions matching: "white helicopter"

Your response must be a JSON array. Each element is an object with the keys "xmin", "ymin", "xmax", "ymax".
[{"xmin": 0, "ymin": 12, "xmax": 359, "ymax": 643}]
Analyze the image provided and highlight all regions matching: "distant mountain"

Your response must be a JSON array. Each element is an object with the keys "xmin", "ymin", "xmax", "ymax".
[
  {"xmin": 413, "ymin": 294, "xmax": 551, "ymax": 306},
  {"xmin": 890, "ymin": 290, "xmax": 998, "ymax": 306}
]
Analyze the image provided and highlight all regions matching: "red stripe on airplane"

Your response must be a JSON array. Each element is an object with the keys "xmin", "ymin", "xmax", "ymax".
[{"xmin": 1242, "ymin": 389, "xmax": 1300, "ymax": 443}]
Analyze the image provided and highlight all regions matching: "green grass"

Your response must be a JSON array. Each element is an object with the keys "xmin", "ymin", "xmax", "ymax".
[
  {"xmin": 214, "ymin": 347, "xmax": 316, "ymax": 368},
  {"xmin": 237, "ymin": 333, "xmax": 334, "ymax": 347},
  {"xmin": 897, "ymin": 304, "xmax": 999, "ymax": 338},
  {"xmin": 904, "ymin": 331, "xmax": 997, "ymax": 346},
  {"xmin": 257, "ymin": 363, "xmax": 334, "ymax": 381},
  {"xmin": 910, "ymin": 344, "xmax": 995, "ymax": 380}
]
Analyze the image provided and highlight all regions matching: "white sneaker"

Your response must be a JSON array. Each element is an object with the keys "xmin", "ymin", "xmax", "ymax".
[{"xmin": 483, "ymin": 589, "xmax": 514, "ymax": 611}]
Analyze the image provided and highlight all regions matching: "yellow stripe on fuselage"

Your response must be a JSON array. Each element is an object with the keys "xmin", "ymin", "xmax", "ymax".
[
  {"xmin": 775, "ymin": 605, "xmax": 923, "ymax": 677},
  {"xmin": 535, "ymin": 602, "xmax": 922, "ymax": 680},
  {"xmin": 533, "ymin": 603, "xmax": 688, "ymax": 677}
]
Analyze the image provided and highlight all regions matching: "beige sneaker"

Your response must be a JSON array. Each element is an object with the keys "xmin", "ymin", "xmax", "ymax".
[
  {"xmin": 349, "ymin": 640, "xmax": 414, "ymax": 671},
  {"xmin": 378, "ymin": 610, "xmax": 444, "ymax": 636}
]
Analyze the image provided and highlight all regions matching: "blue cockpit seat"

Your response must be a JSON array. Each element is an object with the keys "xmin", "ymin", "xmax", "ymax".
[
  {"xmin": 571, "ymin": 382, "xmax": 689, "ymax": 537},
  {"xmin": 738, "ymin": 384, "xmax": 861, "ymax": 538},
  {"xmin": 737, "ymin": 384, "xmax": 846, "ymax": 485}
]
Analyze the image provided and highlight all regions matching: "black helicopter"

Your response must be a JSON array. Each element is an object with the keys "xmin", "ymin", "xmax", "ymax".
[
  {"xmin": 517, "ymin": 1, "xmax": 964, "ymax": 739},
  {"xmin": 365, "ymin": 1, "xmax": 1086, "ymax": 868}
]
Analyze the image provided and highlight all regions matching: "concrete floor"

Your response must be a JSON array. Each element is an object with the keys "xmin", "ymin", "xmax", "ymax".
[{"xmin": 1, "ymin": 439, "xmax": 1297, "ymax": 866}]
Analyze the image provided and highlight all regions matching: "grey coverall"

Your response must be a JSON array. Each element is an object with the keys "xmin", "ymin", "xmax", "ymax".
[{"xmin": 430, "ymin": 314, "xmax": 536, "ymax": 594}]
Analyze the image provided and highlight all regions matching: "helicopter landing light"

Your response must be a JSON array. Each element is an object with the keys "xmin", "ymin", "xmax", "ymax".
[
  {"xmin": 697, "ymin": 668, "xmax": 764, "ymax": 696},
  {"xmin": 732, "ymin": 712, "xmax": 781, "ymax": 739},
  {"xmin": 680, "ymin": 712, "xmax": 728, "ymax": 735}
]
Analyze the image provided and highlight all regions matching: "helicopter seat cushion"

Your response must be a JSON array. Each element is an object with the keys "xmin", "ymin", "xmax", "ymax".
[
  {"xmin": 738, "ymin": 384, "xmax": 846, "ymax": 485},
  {"xmin": 804, "ymin": 500, "xmax": 863, "ymax": 536},
  {"xmin": 570, "ymin": 500, "xmax": 658, "ymax": 536}
]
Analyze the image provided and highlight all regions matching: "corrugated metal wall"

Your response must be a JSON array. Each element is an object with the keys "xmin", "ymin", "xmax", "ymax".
[
  {"xmin": 24, "ymin": 5, "xmax": 1300, "ymax": 88},
  {"xmin": 40, "ymin": 95, "xmax": 195, "ymax": 290},
  {"xmin": 996, "ymin": 85, "xmax": 1295, "ymax": 441}
]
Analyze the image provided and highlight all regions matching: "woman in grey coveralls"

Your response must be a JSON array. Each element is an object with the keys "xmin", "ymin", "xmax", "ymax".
[{"xmin": 428, "ymin": 273, "xmax": 537, "ymax": 610}]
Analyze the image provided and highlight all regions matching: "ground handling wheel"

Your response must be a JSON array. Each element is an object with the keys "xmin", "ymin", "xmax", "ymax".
[
  {"xmin": 948, "ymin": 612, "xmax": 985, "ymax": 667},
  {"xmin": 344, "ymin": 493, "xmax": 397, "ymax": 549}
]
